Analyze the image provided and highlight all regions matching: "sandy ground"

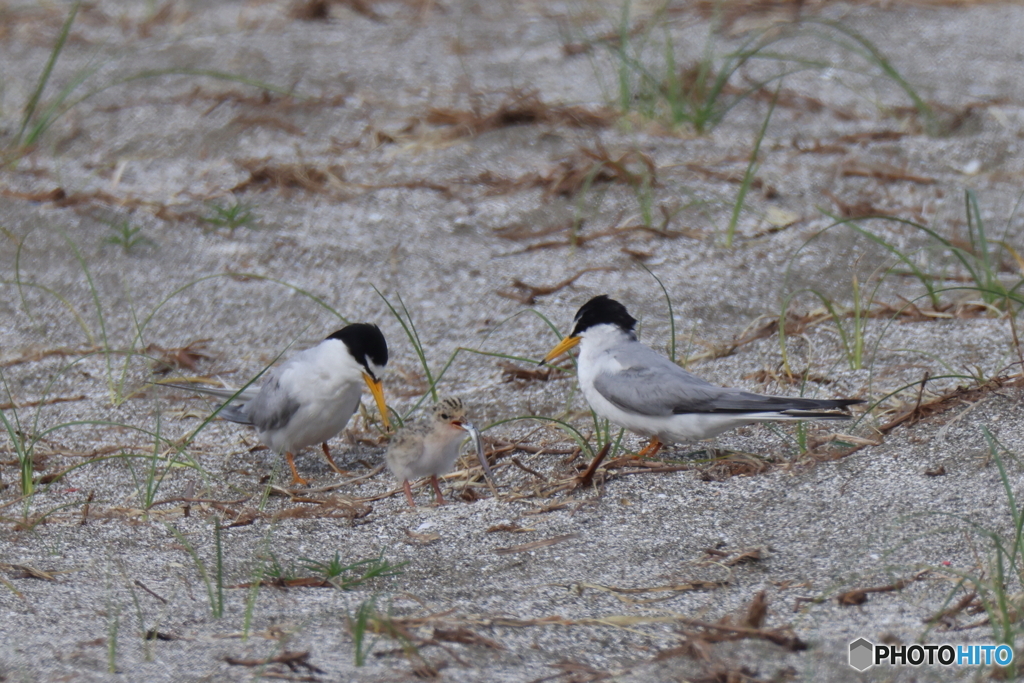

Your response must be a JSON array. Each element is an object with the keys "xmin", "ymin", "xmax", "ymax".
[{"xmin": 3, "ymin": 0, "xmax": 1024, "ymax": 680}]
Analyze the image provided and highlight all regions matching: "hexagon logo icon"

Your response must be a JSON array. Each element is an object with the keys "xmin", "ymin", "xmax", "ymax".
[{"xmin": 849, "ymin": 638, "xmax": 874, "ymax": 671}]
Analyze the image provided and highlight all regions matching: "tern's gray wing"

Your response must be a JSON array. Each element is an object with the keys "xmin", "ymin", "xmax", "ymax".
[
  {"xmin": 160, "ymin": 382, "xmax": 260, "ymax": 403},
  {"xmin": 595, "ymin": 343, "xmax": 855, "ymax": 416},
  {"xmin": 160, "ymin": 382, "xmax": 260, "ymax": 425},
  {"xmin": 243, "ymin": 372, "xmax": 301, "ymax": 432},
  {"xmin": 218, "ymin": 403, "xmax": 254, "ymax": 425}
]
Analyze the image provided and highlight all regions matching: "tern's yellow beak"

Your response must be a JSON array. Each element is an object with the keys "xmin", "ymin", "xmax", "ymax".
[
  {"xmin": 363, "ymin": 373, "xmax": 391, "ymax": 432},
  {"xmin": 541, "ymin": 335, "xmax": 580, "ymax": 365}
]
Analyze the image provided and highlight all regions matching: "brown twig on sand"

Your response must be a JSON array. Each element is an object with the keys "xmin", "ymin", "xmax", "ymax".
[
  {"xmin": 145, "ymin": 339, "xmax": 213, "ymax": 374},
  {"xmin": 576, "ymin": 443, "xmax": 611, "ymax": 489},
  {"xmin": 232, "ymin": 159, "xmax": 346, "ymax": 195},
  {"xmin": 134, "ymin": 580, "xmax": 169, "ymax": 604},
  {"xmin": 533, "ymin": 659, "xmax": 613, "ymax": 683},
  {"xmin": 0, "ymin": 395, "xmax": 86, "ymax": 410},
  {"xmin": 497, "ymin": 267, "xmax": 614, "ymax": 305},
  {"xmin": 924, "ymin": 591, "xmax": 980, "ymax": 627},
  {"xmin": 510, "ymin": 457, "xmax": 545, "ymax": 479},
  {"xmin": 669, "ymin": 591, "xmax": 805, "ymax": 653},
  {"xmin": 80, "ymin": 491, "xmax": 94, "ymax": 526},
  {"xmin": 499, "ymin": 362, "xmax": 563, "ymax": 383},
  {"xmin": 289, "ymin": 0, "xmax": 330, "ymax": 21},
  {"xmin": 839, "ymin": 160, "xmax": 936, "ymax": 185},
  {"xmin": 432, "ymin": 626, "xmax": 505, "ymax": 650},
  {"xmin": 0, "ymin": 563, "xmax": 57, "ymax": 581},
  {"xmin": 838, "ymin": 570, "xmax": 929, "ymax": 606},
  {"xmin": 1, "ymin": 346, "xmax": 102, "ymax": 368},
  {"xmin": 676, "ymin": 618, "xmax": 807, "ymax": 652},
  {"xmin": 494, "ymin": 533, "xmax": 579, "ymax": 556},
  {"xmin": 425, "ymin": 90, "xmax": 614, "ymax": 140},
  {"xmin": 823, "ymin": 189, "xmax": 886, "ymax": 219},
  {"xmin": 684, "ymin": 163, "xmax": 778, "ymax": 197},
  {"xmin": 224, "ymin": 650, "xmax": 325, "ymax": 674},
  {"xmin": 879, "ymin": 374, "xmax": 1024, "ymax": 435},
  {"xmin": 745, "ymin": 590, "xmax": 769, "ymax": 629},
  {"xmin": 485, "ymin": 439, "xmax": 578, "ymax": 456},
  {"xmin": 503, "ymin": 223, "xmax": 699, "ymax": 256}
]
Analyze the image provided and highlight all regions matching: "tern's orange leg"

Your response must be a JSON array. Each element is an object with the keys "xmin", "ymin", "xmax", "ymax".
[
  {"xmin": 286, "ymin": 452, "xmax": 309, "ymax": 487},
  {"xmin": 430, "ymin": 475, "xmax": 447, "ymax": 506},
  {"xmin": 403, "ymin": 480, "xmax": 416, "ymax": 508},
  {"xmin": 636, "ymin": 437, "xmax": 663, "ymax": 460},
  {"xmin": 320, "ymin": 442, "xmax": 347, "ymax": 476}
]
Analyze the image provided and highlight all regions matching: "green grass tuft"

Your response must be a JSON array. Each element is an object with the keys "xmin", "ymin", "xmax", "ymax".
[
  {"xmin": 298, "ymin": 549, "xmax": 406, "ymax": 590},
  {"xmin": 201, "ymin": 199, "xmax": 257, "ymax": 232},
  {"xmin": 348, "ymin": 596, "xmax": 379, "ymax": 666},
  {"xmin": 103, "ymin": 219, "xmax": 156, "ymax": 252},
  {"xmin": 917, "ymin": 429, "xmax": 1024, "ymax": 678}
]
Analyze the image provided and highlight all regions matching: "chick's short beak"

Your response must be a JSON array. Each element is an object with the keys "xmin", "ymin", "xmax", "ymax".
[
  {"xmin": 363, "ymin": 373, "xmax": 391, "ymax": 432},
  {"xmin": 540, "ymin": 335, "xmax": 580, "ymax": 365}
]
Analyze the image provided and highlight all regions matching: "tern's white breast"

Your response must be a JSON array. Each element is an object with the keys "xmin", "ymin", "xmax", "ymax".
[{"xmin": 259, "ymin": 339, "xmax": 365, "ymax": 453}]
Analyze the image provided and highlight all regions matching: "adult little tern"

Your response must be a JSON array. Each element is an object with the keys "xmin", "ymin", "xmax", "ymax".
[
  {"xmin": 164, "ymin": 323, "xmax": 390, "ymax": 486},
  {"xmin": 542, "ymin": 295, "xmax": 862, "ymax": 457}
]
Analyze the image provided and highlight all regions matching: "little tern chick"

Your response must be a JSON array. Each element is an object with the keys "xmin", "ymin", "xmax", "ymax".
[
  {"xmin": 164, "ymin": 323, "xmax": 390, "ymax": 486},
  {"xmin": 542, "ymin": 295, "xmax": 863, "ymax": 458},
  {"xmin": 386, "ymin": 396, "xmax": 485, "ymax": 507}
]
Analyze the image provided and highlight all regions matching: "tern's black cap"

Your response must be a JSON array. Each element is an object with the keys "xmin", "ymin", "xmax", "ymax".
[
  {"xmin": 570, "ymin": 295, "xmax": 638, "ymax": 337},
  {"xmin": 327, "ymin": 323, "xmax": 388, "ymax": 376}
]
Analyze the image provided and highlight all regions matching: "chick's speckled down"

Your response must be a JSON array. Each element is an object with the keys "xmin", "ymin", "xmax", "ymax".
[{"xmin": 385, "ymin": 396, "xmax": 469, "ymax": 482}]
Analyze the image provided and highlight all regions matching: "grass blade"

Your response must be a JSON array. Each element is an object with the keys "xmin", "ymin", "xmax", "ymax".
[
  {"xmin": 724, "ymin": 84, "xmax": 778, "ymax": 247},
  {"xmin": 638, "ymin": 263, "xmax": 676, "ymax": 363},
  {"xmin": 14, "ymin": 0, "xmax": 80, "ymax": 147}
]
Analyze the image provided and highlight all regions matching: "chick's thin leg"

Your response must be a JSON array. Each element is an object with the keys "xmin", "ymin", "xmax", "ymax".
[
  {"xmin": 403, "ymin": 479, "xmax": 416, "ymax": 508},
  {"xmin": 430, "ymin": 475, "xmax": 447, "ymax": 506}
]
